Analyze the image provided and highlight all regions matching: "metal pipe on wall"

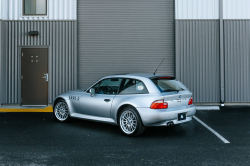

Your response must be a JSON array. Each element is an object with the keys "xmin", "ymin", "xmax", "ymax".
[{"xmin": 219, "ymin": 0, "xmax": 225, "ymax": 105}]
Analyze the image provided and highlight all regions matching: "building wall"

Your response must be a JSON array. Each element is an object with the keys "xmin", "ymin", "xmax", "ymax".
[
  {"xmin": 0, "ymin": 21, "xmax": 77, "ymax": 104},
  {"xmin": 223, "ymin": 0, "xmax": 250, "ymax": 19},
  {"xmin": 1, "ymin": 0, "xmax": 77, "ymax": 20},
  {"xmin": 175, "ymin": 0, "xmax": 220, "ymax": 103},
  {"xmin": 175, "ymin": 0, "xmax": 219, "ymax": 19},
  {"xmin": 176, "ymin": 20, "xmax": 220, "ymax": 102},
  {"xmin": 77, "ymin": 0, "xmax": 175, "ymax": 89},
  {"xmin": 176, "ymin": 0, "xmax": 250, "ymax": 20},
  {"xmin": 224, "ymin": 20, "xmax": 250, "ymax": 102},
  {"xmin": 176, "ymin": 0, "xmax": 250, "ymax": 103}
]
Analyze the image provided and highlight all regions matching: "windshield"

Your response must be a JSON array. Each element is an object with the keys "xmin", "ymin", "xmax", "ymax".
[{"xmin": 150, "ymin": 78, "xmax": 187, "ymax": 92}]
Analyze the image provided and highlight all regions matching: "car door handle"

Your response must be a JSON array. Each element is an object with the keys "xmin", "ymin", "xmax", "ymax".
[{"xmin": 104, "ymin": 99, "xmax": 110, "ymax": 102}]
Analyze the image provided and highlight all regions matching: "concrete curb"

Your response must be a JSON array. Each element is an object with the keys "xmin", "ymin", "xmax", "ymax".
[
  {"xmin": 196, "ymin": 106, "xmax": 220, "ymax": 110},
  {"xmin": 0, "ymin": 106, "xmax": 53, "ymax": 112}
]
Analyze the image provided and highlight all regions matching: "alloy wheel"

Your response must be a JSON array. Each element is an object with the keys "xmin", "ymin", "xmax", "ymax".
[
  {"xmin": 55, "ymin": 101, "xmax": 69, "ymax": 121},
  {"xmin": 120, "ymin": 110, "xmax": 137, "ymax": 134}
]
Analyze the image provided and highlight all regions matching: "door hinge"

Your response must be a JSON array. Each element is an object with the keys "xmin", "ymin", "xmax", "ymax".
[
  {"xmin": 21, "ymin": 75, "xmax": 23, "ymax": 79},
  {"xmin": 22, "ymin": 53, "xmax": 23, "ymax": 57},
  {"xmin": 21, "ymin": 98, "xmax": 22, "ymax": 102}
]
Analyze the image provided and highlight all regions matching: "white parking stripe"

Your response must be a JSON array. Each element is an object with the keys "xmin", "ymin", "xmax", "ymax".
[{"xmin": 193, "ymin": 116, "xmax": 230, "ymax": 144}]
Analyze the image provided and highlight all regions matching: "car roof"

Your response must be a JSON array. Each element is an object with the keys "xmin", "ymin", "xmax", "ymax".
[
  {"xmin": 126, "ymin": 73, "xmax": 170, "ymax": 78},
  {"xmin": 103, "ymin": 73, "xmax": 174, "ymax": 79}
]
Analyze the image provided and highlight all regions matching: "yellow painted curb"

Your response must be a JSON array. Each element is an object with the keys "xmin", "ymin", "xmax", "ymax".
[{"xmin": 0, "ymin": 106, "xmax": 53, "ymax": 112}]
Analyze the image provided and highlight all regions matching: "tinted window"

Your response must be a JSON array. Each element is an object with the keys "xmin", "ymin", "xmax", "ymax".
[
  {"xmin": 151, "ymin": 78, "xmax": 187, "ymax": 92},
  {"xmin": 119, "ymin": 79, "xmax": 148, "ymax": 94},
  {"xmin": 95, "ymin": 78, "xmax": 122, "ymax": 95},
  {"xmin": 24, "ymin": 0, "xmax": 47, "ymax": 15}
]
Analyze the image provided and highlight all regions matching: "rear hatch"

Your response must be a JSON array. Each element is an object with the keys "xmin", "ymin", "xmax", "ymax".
[{"xmin": 150, "ymin": 77, "xmax": 193, "ymax": 108}]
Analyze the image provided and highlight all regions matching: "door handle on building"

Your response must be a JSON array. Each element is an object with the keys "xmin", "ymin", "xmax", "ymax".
[{"xmin": 42, "ymin": 73, "xmax": 48, "ymax": 81}]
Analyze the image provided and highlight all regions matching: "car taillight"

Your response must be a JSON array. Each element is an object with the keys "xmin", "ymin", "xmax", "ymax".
[
  {"xmin": 188, "ymin": 96, "xmax": 193, "ymax": 105},
  {"xmin": 150, "ymin": 100, "xmax": 168, "ymax": 109}
]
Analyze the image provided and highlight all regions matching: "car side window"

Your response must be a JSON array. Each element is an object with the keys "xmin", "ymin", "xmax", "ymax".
[
  {"xmin": 95, "ymin": 78, "xmax": 123, "ymax": 95},
  {"xmin": 119, "ymin": 79, "xmax": 148, "ymax": 94},
  {"xmin": 87, "ymin": 81, "xmax": 101, "ymax": 93}
]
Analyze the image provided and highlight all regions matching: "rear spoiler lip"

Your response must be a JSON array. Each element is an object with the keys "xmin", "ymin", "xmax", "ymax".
[{"xmin": 149, "ymin": 76, "xmax": 176, "ymax": 80}]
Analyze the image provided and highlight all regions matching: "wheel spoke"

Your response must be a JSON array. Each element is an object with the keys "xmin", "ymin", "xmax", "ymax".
[
  {"xmin": 120, "ymin": 110, "xmax": 137, "ymax": 134},
  {"xmin": 54, "ymin": 102, "xmax": 69, "ymax": 121}
]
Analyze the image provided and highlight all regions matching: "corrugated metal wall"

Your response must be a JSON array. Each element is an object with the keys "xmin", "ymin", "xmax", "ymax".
[
  {"xmin": 176, "ymin": 20, "xmax": 220, "ymax": 102},
  {"xmin": 223, "ymin": 0, "xmax": 250, "ymax": 19},
  {"xmin": 1, "ymin": 0, "xmax": 77, "ymax": 20},
  {"xmin": 224, "ymin": 20, "xmax": 250, "ymax": 102},
  {"xmin": 0, "ymin": 21, "xmax": 77, "ymax": 104},
  {"xmin": 175, "ymin": 0, "xmax": 219, "ymax": 19},
  {"xmin": 77, "ymin": 0, "xmax": 175, "ymax": 89}
]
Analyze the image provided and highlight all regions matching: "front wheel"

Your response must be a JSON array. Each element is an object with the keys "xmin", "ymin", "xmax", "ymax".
[
  {"xmin": 53, "ymin": 99, "xmax": 70, "ymax": 122},
  {"xmin": 118, "ymin": 106, "xmax": 145, "ymax": 136}
]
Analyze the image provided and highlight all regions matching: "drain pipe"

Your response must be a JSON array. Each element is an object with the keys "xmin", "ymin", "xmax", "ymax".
[{"xmin": 219, "ymin": 0, "xmax": 225, "ymax": 106}]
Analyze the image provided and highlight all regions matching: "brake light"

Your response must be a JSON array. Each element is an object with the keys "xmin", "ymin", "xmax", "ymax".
[
  {"xmin": 188, "ymin": 96, "xmax": 193, "ymax": 105},
  {"xmin": 150, "ymin": 100, "xmax": 168, "ymax": 109}
]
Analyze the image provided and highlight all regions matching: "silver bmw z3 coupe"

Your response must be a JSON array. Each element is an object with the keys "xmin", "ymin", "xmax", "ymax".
[{"xmin": 53, "ymin": 73, "xmax": 196, "ymax": 136}]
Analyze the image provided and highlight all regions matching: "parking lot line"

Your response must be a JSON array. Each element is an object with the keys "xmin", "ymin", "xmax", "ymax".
[{"xmin": 193, "ymin": 116, "xmax": 230, "ymax": 144}]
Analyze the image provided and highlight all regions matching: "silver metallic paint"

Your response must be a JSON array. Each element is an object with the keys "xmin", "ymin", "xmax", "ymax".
[{"xmin": 53, "ymin": 74, "xmax": 196, "ymax": 126}]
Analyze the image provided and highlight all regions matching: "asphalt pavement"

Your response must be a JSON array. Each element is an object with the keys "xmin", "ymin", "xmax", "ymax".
[{"xmin": 0, "ymin": 106, "xmax": 250, "ymax": 166}]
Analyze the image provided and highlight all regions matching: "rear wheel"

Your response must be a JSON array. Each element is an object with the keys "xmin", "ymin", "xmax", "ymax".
[
  {"xmin": 118, "ymin": 106, "xmax": 145, "ymax": 136},
  {"xmin": 53, "ymin": 99, "xmax": 70, "ymax": 122}
]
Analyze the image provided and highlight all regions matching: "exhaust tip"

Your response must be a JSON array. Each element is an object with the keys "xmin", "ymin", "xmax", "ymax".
[{"xmin": 167, "ymin": 121, "xmax": 174, "ymax": 127}]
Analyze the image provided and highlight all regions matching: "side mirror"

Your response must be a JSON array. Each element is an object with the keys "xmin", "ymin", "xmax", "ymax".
[{"xmin": 90, "ymin": 88, "xmax": 95, "ymax": 97}]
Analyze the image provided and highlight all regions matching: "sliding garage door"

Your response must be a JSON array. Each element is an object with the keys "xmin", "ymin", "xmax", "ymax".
[{"xmin": 77, "ymin": 0, "xmax": 175, "ymax": 88}]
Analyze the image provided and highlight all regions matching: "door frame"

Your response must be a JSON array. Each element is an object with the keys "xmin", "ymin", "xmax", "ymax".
[{"xmin": 19, "ymin": 46, "xmax": 50, "ymax": 105}]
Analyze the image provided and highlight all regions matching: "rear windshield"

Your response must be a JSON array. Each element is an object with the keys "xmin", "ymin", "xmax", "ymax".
[{"xmin": 150, "ymin": 78, "xmax": 187, "ymax": 92}]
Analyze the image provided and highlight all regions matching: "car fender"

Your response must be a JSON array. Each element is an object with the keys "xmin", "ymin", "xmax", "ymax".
[{"xmin": 111, "ymin": 94, "xmax": 163, "ymax": 123}]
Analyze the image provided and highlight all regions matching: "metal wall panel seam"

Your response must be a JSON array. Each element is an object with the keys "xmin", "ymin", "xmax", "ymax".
[
  {"xmin": 246, "ymin": 21, "xmax": 249, "ymax": 101},
  {"xmin": 0, "ymin": 21, "xmax": 1, "ymax": 104},
  {"xmin": 68, "ymin": 21, "xmax": 71, "ymax": 91},
  {"xmin": 62, "ymin": 21, "xmax": 65, "ymax": 93},
  {"xmin": 59, "ymin": 22, "xmax": 62, "ymax": 95},
  {"xmin": 219, "ymin": 0, "xmax": 224, "ymax": 103},
  {"xmin": 74, "ymin": 21, "xmax": 77, "ymax": 89},
  {"xmin": 48, "ymin": 22, "xmax": 52, "ymax": 103},
  {"xmin": 65, "ymin": 22, "xmax": 68, "ymax": 92},
  {"xmin": 51, "ymin": 21, "xmax": 54, "ymax": 101},
  {"xmin": 175, "ymin": 20, "xmax": 179, "ymax": 81},
  {"xmin": 55, "ymin": 21, "xmax": 59, "ymax": 98},
  {"xmin": 7, "ymin": 22, "xmax": 10, "ymax": 103},
  {"xmin": 14, "ymin": 20, "xmax": 18, "ymax": 103}
]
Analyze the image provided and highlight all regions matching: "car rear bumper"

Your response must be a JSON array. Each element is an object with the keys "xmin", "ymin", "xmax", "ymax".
[{"xmin": 136, "ymin": 105, "xmax": 196, "ymax": 126}]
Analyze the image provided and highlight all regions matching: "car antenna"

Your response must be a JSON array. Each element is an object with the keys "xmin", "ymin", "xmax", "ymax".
[{"xmin": 153, "ymin": 58, "xmax": 165, "ymax": 75}]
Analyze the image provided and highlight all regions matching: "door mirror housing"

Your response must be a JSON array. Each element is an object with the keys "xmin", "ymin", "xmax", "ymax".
[{"xmin": 90, "ymin": 88, "xmax": 95, "ymax": 97}]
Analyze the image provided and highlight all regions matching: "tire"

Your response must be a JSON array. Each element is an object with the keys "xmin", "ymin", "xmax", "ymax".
[
  {"xmin": 53, "ymin": 99, "xmax": 70, "ymax": 122},
  {"xmin": 118, "ymin": 106, "xmax": 146, "ymax": 136}
]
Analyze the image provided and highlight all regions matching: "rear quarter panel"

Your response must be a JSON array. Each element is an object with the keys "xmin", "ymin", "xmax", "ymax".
[{"xmin": 111, "ymin": 94, "xmax": 163, "ymax": 123}]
